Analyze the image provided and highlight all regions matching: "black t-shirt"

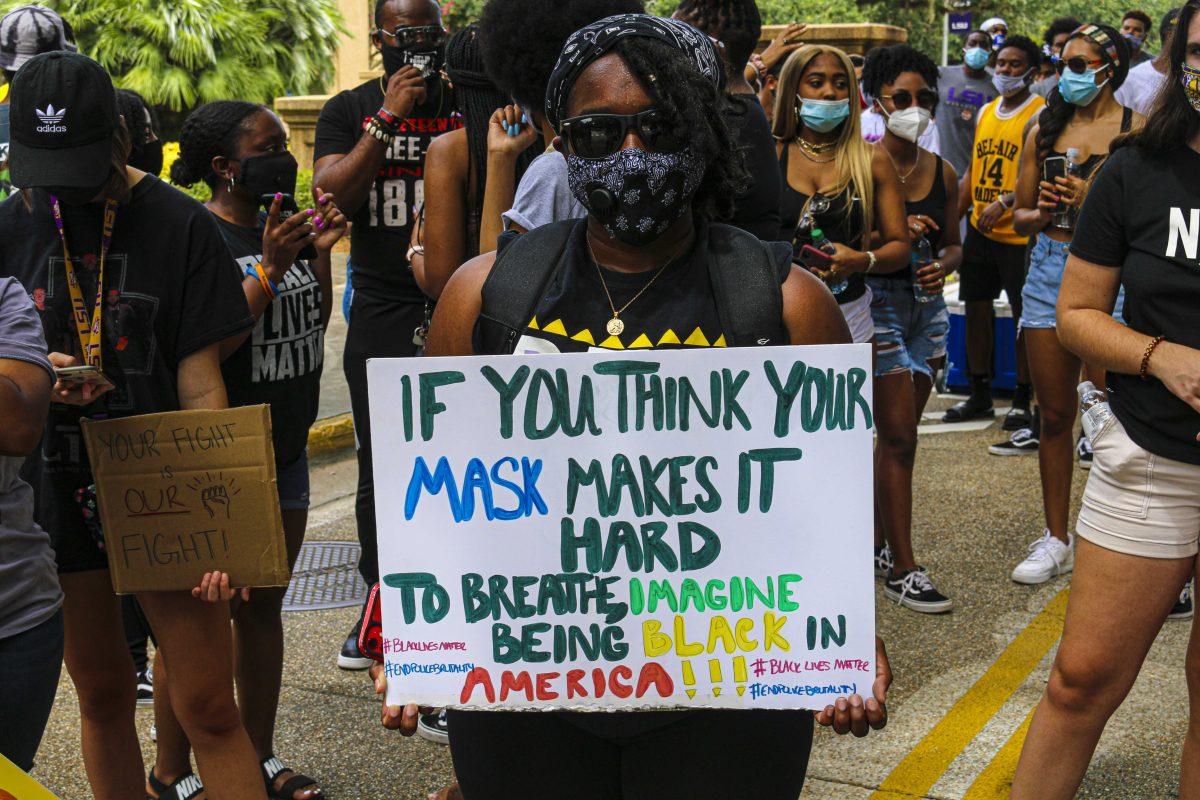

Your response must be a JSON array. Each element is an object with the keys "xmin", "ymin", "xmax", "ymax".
[
  {"xmin": 214, "ymin": 216, "xmax": 324, "ymax": 466},
  {"xmin": 724, "ymin": 95, "xmax": 782, "ymax": 242},
  {"xmin": 313, "ymin": 78, "xmax": 462, "ymax": 301},
  {"xmin": 1071, "ymin": 146, "xmax": 1200, "ymax": 464},
  {"xmin": 0, "ymin": 175, "xmax": 254, "ymax": 532}
]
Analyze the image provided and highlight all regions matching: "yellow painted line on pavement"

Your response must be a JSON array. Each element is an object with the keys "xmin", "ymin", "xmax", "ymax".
[
  {"xmin": 869, "ymin": 588, "xmax": 1069, "ymax": 799},
  {"xmin": 961, "ymin": 706, "xmax": 1037, "ymax": 799}
]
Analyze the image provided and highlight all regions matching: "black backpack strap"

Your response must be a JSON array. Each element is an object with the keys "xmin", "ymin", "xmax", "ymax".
[
  {"xmin": 477, "ymin": 219, "xmax": 583, "ymax": 354},
  {"xmin": 705, "ymin": 223, "xmax": 789, "ymax": 347}
]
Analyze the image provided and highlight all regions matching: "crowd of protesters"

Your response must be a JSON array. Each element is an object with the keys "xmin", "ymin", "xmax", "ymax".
[{"xmin": 2, "ymin": 0, "xmax": 1200, "ymax": 797}]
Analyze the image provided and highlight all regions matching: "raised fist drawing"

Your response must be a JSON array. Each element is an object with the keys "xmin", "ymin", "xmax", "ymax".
[{"xmin": 201, "ymin": 484, "xmax": 231, "ymax": 519}]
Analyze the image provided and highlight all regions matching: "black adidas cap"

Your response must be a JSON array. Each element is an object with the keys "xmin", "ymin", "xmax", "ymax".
[{"xmin": 9, "ymin": 51, "xmax": 116, "ymax": 189}]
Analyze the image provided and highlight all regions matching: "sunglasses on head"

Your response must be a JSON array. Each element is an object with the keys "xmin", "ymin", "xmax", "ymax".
[
  {"xmin": 377, "ymin": 24, "xmax": 446, "ymax": 47},
  {"xmin": 1056, "ymin": 56, "xmax": 1106, "ymax": 75},
  {"xmin": 559, "ymin": 109, "xmax": 685, "ymax": 160},
  {"xmin": 881, "ymin": 88, "xmax": 938, "ymax": 111}
]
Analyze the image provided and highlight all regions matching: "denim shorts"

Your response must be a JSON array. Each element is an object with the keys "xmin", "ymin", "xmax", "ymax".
[
  {"xmin": 866, "ymin": 276, "xmax": 949, "ymax": 378},
  {"xmin": 277, "ymin": 451, "xmax": 311, "ymax": 511},
  {"xmin": 1021, "ymin": 232, "xmax": 1125, "ymax": 329}
]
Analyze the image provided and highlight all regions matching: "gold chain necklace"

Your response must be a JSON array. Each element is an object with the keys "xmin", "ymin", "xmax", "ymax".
[
  {"xmin": 587, "ymin": 237, "xmax": 687, "ymax": 337},
  {"xmin": 884, "ymin": 147, "xmax": 922, "ymax": 184},
  {"xmin": 797, "ymin": 136, "xmax": 837, "ymax": 155}
]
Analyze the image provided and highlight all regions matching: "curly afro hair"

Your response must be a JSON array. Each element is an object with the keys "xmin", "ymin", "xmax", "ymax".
[
  {"xmin": 860, "ymin": 44, "xmax": 939, "ymax": 110},
  {"xmin": 997, "ymin": 34, "xmax": 1041, "ymax": 71},
  {"xmin": 1043, "ymin": 16, "xmax": 1082, "ymax": 47},
  {"xmin": 478, "ymin": 0, "xmax": 645, "ymax": 112},
  {"xmin": 672, "ymin": 0, "xmax": 761, "ymax": 72}
]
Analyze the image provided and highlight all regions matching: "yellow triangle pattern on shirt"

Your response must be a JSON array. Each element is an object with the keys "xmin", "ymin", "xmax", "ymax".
[
  {"xmin": 571, "ymin": 328, "xmax": 595, "ymax": 345},
  {"xmin": 657, "ymin": 329, "xmax": 681, "ymax": 346},
  {"xmin": 628, "ymin": 333, "xmax": 653, "ymax": 349},
  {"xmin": 528, "ymin": 316, "xmax": 539, "ymax": 330},
  {"xmin": 713, "ymin": 334, "xmax": 727, "ymax": 347},
  {"xmin": 684, "ymin": 327, "xmax": 710, "ymax": 347},
  {"xmin": 543, "ymin": 319, "xmax": 568, "ymax": 336},
  {"xmin": 600, "ymin": 335, "xmax": 625, "ymax": 350}
]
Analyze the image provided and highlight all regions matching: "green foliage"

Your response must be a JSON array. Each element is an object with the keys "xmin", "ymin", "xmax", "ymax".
[{"xmin": 0, "ymin": 0, "xmax": 345, "ymax": 111}]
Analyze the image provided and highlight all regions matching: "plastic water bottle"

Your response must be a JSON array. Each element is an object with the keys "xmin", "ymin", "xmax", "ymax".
[
  {"xmin": 911, "ymin": 234, "xmax": 935, "ymax": 304},
  {"xmin": 1078, "ymin": 381, "xmax": 1113, "ymax": 440},
  {"xmin": 812, "ymin": 228, "xmax": 847, "ymax": 295},
  {"xmin": 1052, "ymin": 148, "xmax": 1082, "ymax": 230}
]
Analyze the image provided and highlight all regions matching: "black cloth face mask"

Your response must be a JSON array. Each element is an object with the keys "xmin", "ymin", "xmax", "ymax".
[
  {"xmin": 46, "ymin": 177, "xmax": 110, "ymax": 206},
  {"xmin": 129, "ymin": 140, "xmax": 164, "ymax": 178},
  {"xmin": 382, "ymin": 43, "xmax": 444, "ymax": 80},
  {"xmin": 237, "ymin": 151, "xmax": 299, "ymax": 201}
]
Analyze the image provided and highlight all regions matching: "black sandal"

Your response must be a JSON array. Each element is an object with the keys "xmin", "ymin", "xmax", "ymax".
[
  {"xmin": 262, "ymin": 755, "xmax": 323, "ymax": 800},
  {"xmin": 147, "ymin": 769, "xmax": 205, "ymax": 800}
]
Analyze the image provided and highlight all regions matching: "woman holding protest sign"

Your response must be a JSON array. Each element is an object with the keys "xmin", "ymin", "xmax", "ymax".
[
  {"xmin": 0, "ymin": 52, "xmax": 267, "ymax": 799},
  {"xmin": 164, "ymin": 99, "xmax": 348, "ymax": 800},
  {"xmin": 369, "ymin": 15, "xmax": 892, "ymax": 798}
]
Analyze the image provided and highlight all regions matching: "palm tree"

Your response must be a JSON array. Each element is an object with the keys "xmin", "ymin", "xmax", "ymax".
[{"xmin": 1, "ymin": 0, "xmax": 344, "ymax": 110}]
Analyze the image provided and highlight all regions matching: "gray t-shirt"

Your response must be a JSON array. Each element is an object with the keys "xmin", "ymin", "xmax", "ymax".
[
  {"xmin": 0, "ymin": 277, "xmax": 61, "ymax": 640},
  {"xmin": 1032, "ymin": 74, "xmax": 1058, "ymax": 100},
  {"xmin": 502, "ymin": 150, "xmax": 586, "ymax": 232},
  {"xmin": 936, "ymin": 65, "xmax": 998, "ymax": 179}
]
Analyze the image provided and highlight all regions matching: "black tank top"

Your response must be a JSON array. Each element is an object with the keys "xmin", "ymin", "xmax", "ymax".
[
  {"xmin": 503, "ymin": 223, "xmax": 729, "ymax": 355},
  {"xmin": 1048, "ymin": 107, "xmax": 1133, "ymax": 230},
  {"xmin": 777, "ymin": 143, "xmax": 867, "ymax": 304},
  {"xmin": 888, "ymin": 155, "xmax": 947, "ymax": 282}
]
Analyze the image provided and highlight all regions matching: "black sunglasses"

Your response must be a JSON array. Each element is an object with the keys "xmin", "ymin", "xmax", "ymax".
[
  {"xmin": 559, "ymin": 109, "xmax": 685, "ymax": 160},
  {"xmin": 881, "ymin": 88, "xmax": 938, "ymax": 111},
  {"xmin": 377, "ymin": 24, "xmax": 446, "ymax": 48},
  {"xmin": 1055, "ymin": 56, "xmax": 1106, "ymax": 75}
]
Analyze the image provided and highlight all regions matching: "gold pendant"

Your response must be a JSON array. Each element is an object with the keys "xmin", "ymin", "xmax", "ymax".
[{"xmin": 607, "ymin": 317, "xmax": 625, "ymax": 336}]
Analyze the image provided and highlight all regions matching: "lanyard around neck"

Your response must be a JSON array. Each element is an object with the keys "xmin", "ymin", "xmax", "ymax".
[{"xmin": 49, "ymin": 195, "xmax": 118, "ymax": 370}]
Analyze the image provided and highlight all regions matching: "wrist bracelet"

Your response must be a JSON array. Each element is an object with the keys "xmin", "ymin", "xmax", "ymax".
[
  {"xmin": 998, "ymin": 193, "xmax": 1013, "ymax": 209},
  {"xmin": 365, "ymin": 118, "xmax": 395, "ymax": 144},
  {"xmin": 865, "ymin": 250, "xmax": 877, "ymax": 274},
  {"xmin": 248, "ymin": 263, "xmax": 278, "ymax": 300},
  {"xmin": 406, "ymin": 245, "xmax": 425, "ymax": 262},
  {"xmin": 376, "ymin": 106, "xmax": 400, "ymax": 127},
  {"xmin": 1140, "ymin": 335, "xmax": 1165, "ymax": 381}
]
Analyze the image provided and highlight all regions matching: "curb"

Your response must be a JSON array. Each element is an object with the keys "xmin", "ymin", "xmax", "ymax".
[{"xmin": 307, "ymin": 412, "xmax": 355, "ymax": 459}]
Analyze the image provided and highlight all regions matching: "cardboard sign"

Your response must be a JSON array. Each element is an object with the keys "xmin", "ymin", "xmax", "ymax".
[
  {"xmin": 369, "ymin": 345, "xmax": 875, "ymax": 711},
  {"xmin": 81, "ymin": 405, "xmax": 289, "ymax": 594}
]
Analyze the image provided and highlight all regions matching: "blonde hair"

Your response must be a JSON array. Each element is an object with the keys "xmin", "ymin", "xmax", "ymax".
[{"xmin": 771, "ymin": 44, "xmax": 874, "ymax": 243}]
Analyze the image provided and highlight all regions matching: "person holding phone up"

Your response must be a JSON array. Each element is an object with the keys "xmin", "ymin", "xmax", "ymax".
[{"xmin": 1006, "ymin": 24, "xmax": 1140, "ymax": 587}]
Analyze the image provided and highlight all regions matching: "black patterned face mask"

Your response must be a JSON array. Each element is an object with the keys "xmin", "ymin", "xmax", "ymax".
[{"xmin": 566, "ymin": 147, "xmax": 704, "ymax": 247}]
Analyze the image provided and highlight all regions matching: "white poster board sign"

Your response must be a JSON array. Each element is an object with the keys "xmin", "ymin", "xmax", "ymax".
[{"xmin": 368, "ymin": 345, "xmax": 874, "ymax": 710}]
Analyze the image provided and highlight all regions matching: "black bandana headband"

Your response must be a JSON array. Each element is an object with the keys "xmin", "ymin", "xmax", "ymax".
[{"xmin": 544, "ymin": 13, "xmax": 723, "ymax": 130}]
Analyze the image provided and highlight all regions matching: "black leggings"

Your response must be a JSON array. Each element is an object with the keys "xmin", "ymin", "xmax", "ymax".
[
  {"xmin": 0, "ymin": 609, "xmax": 64, "ymax": 771},
  {"xmin": 343, "ymin": 291, "xmax": 426, "ymax": 585},
  {"xmin": 446, "ymin": 709, "xmax": 814, "ymax": 800}
]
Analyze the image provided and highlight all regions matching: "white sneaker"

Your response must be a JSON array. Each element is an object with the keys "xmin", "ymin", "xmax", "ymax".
[{"xmin": 1011, "ymin": 529, "xmax": 1074, "ymax": 585}]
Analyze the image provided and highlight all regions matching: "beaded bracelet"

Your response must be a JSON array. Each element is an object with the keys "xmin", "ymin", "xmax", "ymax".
[
  {"xmin": 1140, "ymin": 335, "xmax": 1165, "ymax": 381},
  {"xmin": 365, "ymin": 118, "xmax": 395, "ymax": 144}
]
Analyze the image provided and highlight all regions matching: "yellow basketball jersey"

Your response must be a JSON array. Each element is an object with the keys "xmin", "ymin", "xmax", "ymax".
[{"xmin": 969, "ymin": 94, "xmax": 1045, "ymax": 245}]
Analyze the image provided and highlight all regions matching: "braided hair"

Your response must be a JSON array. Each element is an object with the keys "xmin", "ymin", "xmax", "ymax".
[
  {"xmin": 170, "ymin": 100, "xmax": 267, "ymax": 188},
  {"xmin": 672, "ymin": 0, "xmax": 761, "ymax": 73},
  {"xmin": 446, "ymin": 24, "xmax": 539, "ymax": 220},
  {"xmin": 1035, "ymin": 23, "xmax": 1129, "ymax": 164},
  {"xmin": 610, "ymin": 36, "xmax": 747, "ymax": 222}
]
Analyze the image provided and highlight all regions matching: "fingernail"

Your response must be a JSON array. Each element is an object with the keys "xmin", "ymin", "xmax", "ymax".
[
  {"xmin": 387, "ymin": 705, "xmax": 401, "ymax": 718},
  {"xmin": 306, "ymin": 208, "xmax": 315, "ymax": 216},
  {"xmin": 404, "ymin": 706, "xmax": 418, "ymax": 720},
  {"xmin": 850, "ymin": 695, "xmax": 863, "ymax": 708},
  {"xmin": 314, "ymin": 215, "xmax": 323, "ymax": 226},
  {"xmin": 275, "ymin": 192, "xmax": 282, "ymax": 200},
  {"xmin": 317, "ymin": 220, "xmax": 325, "ymax": 230},
  {"xmin": 521, "ymin": 113, "xmax": 528, "ymax": 124}
]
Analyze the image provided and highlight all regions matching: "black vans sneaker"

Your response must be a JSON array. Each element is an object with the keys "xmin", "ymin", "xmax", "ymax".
[
  {"xmin": 136, "ymin": 667, "xmax": 154, "ymax": 707},
  {"xmin": 873, "ymin": 542, "xmax": 893, "ymax": 579},
  {"xmin": 1170, "ymin": 580, "xmax": 1194, "ymax": 620},
  {"xmin": 338, "ymin": 617, "xmax": 373, "ymax": 670},
  {"xmin": 417, "ymin": 709, "xmax": 450, "ymax": 745},
  {"xmin": 1077, "ymin": 433, "xmax": 1094, "ymax": 469},
  {"xmin": 988, "ymin": 426, "xmax": 1039, "ymax": 456},
  {"xmin": 884, "ymin": 569, "xmax": 953, "ymax": 614}
]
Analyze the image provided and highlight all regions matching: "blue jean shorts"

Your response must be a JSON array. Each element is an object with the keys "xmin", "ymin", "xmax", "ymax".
[
  {"xmin": 866, "ymin": 276, "xmax": 949, "ymax": 378},
  {"xmin": 277, "ymin": 451, "xmax": 311, "ymax": 511},
  {"xmin": 1021, "ymin": 232, "xmax": 1125, "ymax": 329}
]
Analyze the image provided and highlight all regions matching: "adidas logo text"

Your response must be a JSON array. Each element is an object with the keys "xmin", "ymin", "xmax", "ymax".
[{"xmin": 36, "ymin": 103, "xmax": 67, "ymax": 133}]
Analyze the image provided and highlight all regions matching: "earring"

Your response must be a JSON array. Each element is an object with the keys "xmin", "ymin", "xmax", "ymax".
[{"xmin": 227, "ymin": 175, "xmax": 235, "ymax": 193}]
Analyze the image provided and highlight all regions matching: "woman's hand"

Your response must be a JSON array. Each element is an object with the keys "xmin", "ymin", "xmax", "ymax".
[
  {"xmin": 976, "ymin": 199, "xmax": 1007, "ymax": 233},
  {"xmin": 47, "ymin": 352, "xmax": 111, "ymax": 406},
  {"xmin": 759, "ymin": 23, "xmax": 808, "ymax": 71},
  {"xmin": 1149, "ymin": 341, "xmax": 1200, "ymax": 436},
  {"xmin": 1036, "ymin": 180, "xmax": 1060, "ymax": 223},
  {"xmin": 808, "ymin": 242, "xmax": 866, "ymax": 285},
  {"xmin": 191, "ymin": 571, "xmax": 250, "ymax": 602},
  {"xmin": 261, "ymin": 193, "xmax": 316, "ymax": 282},
  {"xmin": 907, "ymin": 213, "xmax": 939, "ymax": 242},
  {"xmin": 487, "ymin": 105, "xmax": 538, "ymax": 161},
  {"xmin": 370, "ymin": 661, "xmax": 433, "ymax": 734},
  {"xmin": 816, "ymin": 636, "xmax": 891, "ymax": 737},
  {"xmin": 915, "ymin": 260, "xmax": 946, "ymax": 295},
  {"xmin": 311, "ymin": 187, "xmax": 348, "ymax": 253}
]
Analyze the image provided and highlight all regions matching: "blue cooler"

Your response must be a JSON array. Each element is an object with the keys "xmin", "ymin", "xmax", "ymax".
[{"xmin": 944, "ymin": 282, "xmax": 1017, "ymax": 392}]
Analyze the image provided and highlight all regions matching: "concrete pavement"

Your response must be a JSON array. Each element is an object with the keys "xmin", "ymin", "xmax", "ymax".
[{"xmin": 27, "ymin": 395, "xmax": 1195, "ymax": 799}]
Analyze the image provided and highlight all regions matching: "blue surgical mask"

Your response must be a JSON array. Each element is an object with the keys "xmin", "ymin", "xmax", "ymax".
[
  {"xmin": 1058, "ymin": 66, "xmax": 1109, "ymax": 106},
  {"xmin": 992, "ymin": 32, "xmax": 1007, "ymax": 48},
  {"xmin": 964, "ymin": 47, "xmax": 990, "ymax": 70},
  {"xmin": 992, "ymin": 69, "xmax": 1032, "ymax": 97},
  {"xmin": 797, "ymin": 98, "xmax": 851, "ymax": 133}
]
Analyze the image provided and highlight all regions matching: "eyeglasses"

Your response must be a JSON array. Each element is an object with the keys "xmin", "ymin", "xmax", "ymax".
[
  {"xmin": 880, "ymin": 89, "xmax": 938, "ymax": 111},
  {"xmin": 1056, "ymin": 56, "xmax": 1106, "ymax": 75},
  {"xmin": 559, "ymin": 109, "xmax": 685, "ymax": 160},
  {"xmin": 376, "ymin": 24, "xmax": 446, "ymax": 48}
]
